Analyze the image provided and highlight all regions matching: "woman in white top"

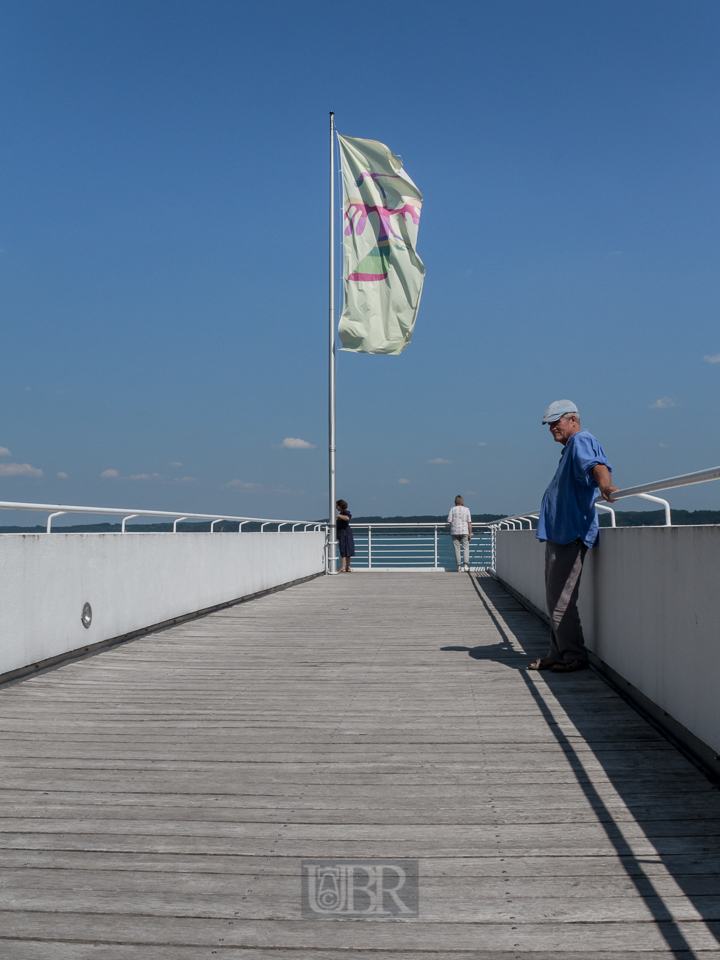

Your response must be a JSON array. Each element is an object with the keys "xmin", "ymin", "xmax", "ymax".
[{"xmin": 448, "ymin": 495, "xmax": 472, "ymax": 572}]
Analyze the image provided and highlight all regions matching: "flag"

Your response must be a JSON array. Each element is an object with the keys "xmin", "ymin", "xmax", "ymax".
[{"xmin": 338, "ymin": 135, "xmax": 425, "ymax": 355}]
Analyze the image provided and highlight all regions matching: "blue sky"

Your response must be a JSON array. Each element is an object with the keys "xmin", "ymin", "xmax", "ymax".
[{"xmin": 1, "ymin": 0, "xmax": 719, "ymax": 523}]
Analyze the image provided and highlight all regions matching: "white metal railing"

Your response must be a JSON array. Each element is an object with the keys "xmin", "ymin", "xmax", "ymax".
[
  {"xmin": 348, "ymin": 523, "xmax": 495, "ymax": 571},
  {"xmin": 0, "ymin": 500, "xmax": 324, "ymax": 534},
  {"xmin": 489, "ymin": 464, "xmax": 720, "ymax": 531}
]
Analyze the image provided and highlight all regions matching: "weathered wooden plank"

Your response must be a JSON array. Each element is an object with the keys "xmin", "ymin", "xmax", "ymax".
[
  {"xmin": 0, "ymin": 911, "xmax": 719, "ymax": 951},
  {"xmin": 0, "ymin": 949, "xmax": 716, "ymax": 960},
  {"xmin": 1, "ymin": 868, "xmax": 719, "ymax": 904}
]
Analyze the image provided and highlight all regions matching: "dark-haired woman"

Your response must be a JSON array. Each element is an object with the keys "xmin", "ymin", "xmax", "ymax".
[{"xmin": 336, "ymin": 500, "xmax": 355, "ymax": 573}]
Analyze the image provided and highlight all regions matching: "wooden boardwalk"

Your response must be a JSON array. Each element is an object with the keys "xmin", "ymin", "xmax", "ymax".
[{"xmin": 1, "ymin": 571, "xmax": 720, "ymax": 958}]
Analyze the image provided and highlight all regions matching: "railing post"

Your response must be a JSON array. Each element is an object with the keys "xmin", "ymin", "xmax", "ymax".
[
  {"xmin": 122, "ymin": 514, "xmax": 139, "ymax": 533},
  {"xmin": 368, "ymin": 525, "xmax": 372, "ymax": 569},
  {"xmin": 637, "ymin": 492, "xmax": 672, "ymax": 526},
  {"xmin": 434, "ymin": 526, "xmax": 438, "ymax": 568},
  {"xmin": 46, "ymin": 511, "xmax": 66, "ymax": 533}
]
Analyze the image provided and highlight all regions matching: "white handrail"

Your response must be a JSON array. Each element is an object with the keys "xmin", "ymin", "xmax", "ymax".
[
  {"xmin": 0, "ymin": 499, "xmax": 322, "ymax": 534},
  {"xmin": 490, "ymin": 464, "xmax": 720, "ymax": 529},
  {"xmin": 611, "ymin": 465, "xmax": 720, "ymax": 499}
]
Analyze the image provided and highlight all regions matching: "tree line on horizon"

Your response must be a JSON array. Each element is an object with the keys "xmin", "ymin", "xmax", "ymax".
[{"xmin": 1, "ymin": 509, "xmax": 719, "ymax": 533}]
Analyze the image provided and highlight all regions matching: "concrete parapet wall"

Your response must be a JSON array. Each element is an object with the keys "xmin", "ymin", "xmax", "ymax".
[
  {"xmin": 0, "ymin": 532, "xmax": 325, "ymax": 680},
  {"xmin": 496, "ymin": 526, "xmax": 720, "ymax": 760}
]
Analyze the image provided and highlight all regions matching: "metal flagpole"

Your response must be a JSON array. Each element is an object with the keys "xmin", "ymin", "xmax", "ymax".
[{"xmin": 327, "ymin": 111, "xmax": 338, "ymax": 574}]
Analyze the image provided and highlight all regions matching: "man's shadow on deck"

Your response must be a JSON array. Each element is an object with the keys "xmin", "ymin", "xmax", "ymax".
[
  {"xmin": 440, "ymin": 641, "xmax": 530, "ymax": 668},
  {"xmin": 440, "ymin": 573, "xmax": 720, "ymax": 960}
]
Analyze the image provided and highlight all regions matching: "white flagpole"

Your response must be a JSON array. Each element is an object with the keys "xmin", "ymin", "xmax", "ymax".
[{"xmin": 327, "ymin": 111, "xmax": 338, "ymax": 574}]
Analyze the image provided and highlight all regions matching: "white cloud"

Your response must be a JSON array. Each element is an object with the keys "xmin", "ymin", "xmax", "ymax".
[
  {"xmin": 0, "ymin": 463, "xmax": 43, "ymax": 478},
  {"xmin": 171, "ymin": 476, "xmax": 197, "ymax": 484},
  {"xmin": 102, "ymin": 469, "xmax": 162, "ymax": 480},
  {"xmin": 23, "ymin": 386, "xmax": 30, "ymax": 392},
  {"xmin": 649, "ymin": 397, "xmax": 676, "ymax": 409},
  {"xmin": 477, "ymin": 441, "xmax": 487, "ymax": 446},
  {"xmin": 659, "ymin": 443, "xmax": 667, "ymax": 448},
  {"xmin": 0, "ymin": 446, "xmax": 11, "ymax": 457},
  {"xmin": 281, "ymin": 437, "xmax": 316, "ymax": 449},
  {"xmin": 169, "ymin": 461, "xmax": 183, "ymax": 467},
  {"xmin": 398, "ymin": 478, "xmax": 410, "ymax": 484},
  {"xmin": 427, "ymin": 457, "xmax": 451, "ymax": 464},
  {"xmin": 57, "ymin": 471, "xmax": 69, "ymax": 479},
  {"xmin": 225, "ymin": 479, "xmax": 262, "ymax": 490},
  {"xmin": 704, "ymin": 353, "xmax": 720, "ymax": 364}
]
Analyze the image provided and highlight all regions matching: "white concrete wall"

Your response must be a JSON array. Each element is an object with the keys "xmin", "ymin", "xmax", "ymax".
[
  {"xmin": 0, "ymin": 532, "xmax": 325, "ymax": 678},
  {"xmin": 495, "ymin": 526, "xmax": 720, "ymax": 755}
]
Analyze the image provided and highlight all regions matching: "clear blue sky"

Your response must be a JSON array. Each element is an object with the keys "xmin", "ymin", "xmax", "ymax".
[{"xmin": 1, "ymin": 0, "xmax": 719, "ymax": 523}]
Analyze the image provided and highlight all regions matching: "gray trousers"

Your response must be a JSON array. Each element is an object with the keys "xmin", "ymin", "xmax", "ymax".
[
  {"xmin": 452, "ymin": 534, "xmax": 470, "ymax": 566},
  {"xmin": 545, "ymin": 539, "xmax": 589, "ymax": 662}
]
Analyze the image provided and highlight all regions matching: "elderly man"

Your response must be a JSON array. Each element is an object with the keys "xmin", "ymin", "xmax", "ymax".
[{"xmin": 529, "ymin": 400, "xmax": 617, "ymax": 674}]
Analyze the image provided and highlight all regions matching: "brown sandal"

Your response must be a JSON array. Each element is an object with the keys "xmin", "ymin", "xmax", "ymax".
[
  {"xmin": 551, "ymin": 659, "xmax": 589, "ymax": 673},
  {"xmin": 527, "ymin": 658, "xmax": 557, "ymax": 671}
]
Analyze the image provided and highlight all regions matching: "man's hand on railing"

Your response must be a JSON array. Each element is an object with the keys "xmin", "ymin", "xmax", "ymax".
[{"xmin": 593, "ymin": 464, "xmax": 619, "ymax": 503}]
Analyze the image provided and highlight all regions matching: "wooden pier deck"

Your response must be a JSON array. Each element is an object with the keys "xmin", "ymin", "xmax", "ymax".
[{"xmin": 1, "ymin": 571, "xmax": 720, "ymax": 958}]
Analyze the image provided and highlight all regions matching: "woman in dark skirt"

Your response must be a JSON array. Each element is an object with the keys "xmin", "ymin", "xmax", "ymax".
[{"xmin": 336, "ymin": 499, "xmax": 355, "ymax": 573}]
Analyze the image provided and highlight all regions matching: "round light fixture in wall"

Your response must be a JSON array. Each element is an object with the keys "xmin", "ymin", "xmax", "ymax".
[{"xmin": 81, "ymin": 602, "xmax": 92, "ymax": 629}]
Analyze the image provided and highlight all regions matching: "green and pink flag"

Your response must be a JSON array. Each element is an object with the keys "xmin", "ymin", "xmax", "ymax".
[{"xmin": 338, "ymin": 135, "xmax": 425, "ymax": 355}]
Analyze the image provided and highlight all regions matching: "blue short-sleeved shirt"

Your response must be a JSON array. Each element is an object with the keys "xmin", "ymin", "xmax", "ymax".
[{"xmin": 536, "ymin": 429, "xmax": 612, "ymax": 548}]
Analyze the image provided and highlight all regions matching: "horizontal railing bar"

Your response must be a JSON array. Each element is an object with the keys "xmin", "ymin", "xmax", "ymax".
[
  {"xmin": 0, "ymin": 500, "xmax": 320, "ymax": 527},
  {"xmin": 608, "ymin": 466, "xmax": 720, "ymax": 500},
  {"xmin": 352, "ymin": 523, "xmax": 498, "ymax": 528},
  {"xmin": 490, "ymin": 464, "xmax": 720, "ymax": 528}
]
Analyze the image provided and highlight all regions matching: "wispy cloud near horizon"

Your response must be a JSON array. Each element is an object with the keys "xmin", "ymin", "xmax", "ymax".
[
  {"xmin": 101, "ymin": 469, "xmax": 163, "ymax": 480},
  {"xmin": 0, "ymin": 446, "xmax": 11, "ymax": 457},
  {"xmin": 0, "ymin": 463, "xmax": 43, "ymax": 478},
  {"xmin": 427, "ymin": 457, "xmax": 451, "ymax": 464},
  {"xmin": 649, "ymin": 397, "xmax": 676, "ymax": 409},
  {"xmin": 704, "ymin": 353, "xmax": 720, "ymax": 364},
  {"xmin": 281, "ymin": 437, "xmax": 316, "ymax": 449}
]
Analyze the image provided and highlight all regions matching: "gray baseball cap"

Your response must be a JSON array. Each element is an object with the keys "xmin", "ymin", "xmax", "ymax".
[{"xmin": 542, "ymin": 399, "xmax": 579, "ymax": 424}]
